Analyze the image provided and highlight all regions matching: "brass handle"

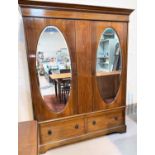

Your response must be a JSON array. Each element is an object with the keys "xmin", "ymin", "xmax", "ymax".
[
  {"xmin": 48, "ymin": 130, "xmax": 52, "ymax": 135},
  {"xmin": 75, "ymin": 124, "xmax": 79, "ymax": 129},
  {"xmin": 92, "ymin": 120, "xmax": 96, "ymax": 125}
]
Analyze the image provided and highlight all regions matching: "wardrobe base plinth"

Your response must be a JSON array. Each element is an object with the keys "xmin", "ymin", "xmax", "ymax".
[{"xmin": 39, "ymin": 124, "xmax": 126, "ymax": 154}]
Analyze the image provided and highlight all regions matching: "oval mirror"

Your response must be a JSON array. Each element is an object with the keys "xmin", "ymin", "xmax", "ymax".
[
  {"xmin": 36, "ymin": 26, "xmax": 72, "ymax": 112},
  {"xmin": 96, "ymin": 28, "xmax": 122, "ymax": 103}
]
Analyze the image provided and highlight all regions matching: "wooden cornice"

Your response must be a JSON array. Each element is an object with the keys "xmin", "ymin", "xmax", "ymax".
[{"xmin": 18, "ymin": 0, "xmax": 134, "ymax": 15}]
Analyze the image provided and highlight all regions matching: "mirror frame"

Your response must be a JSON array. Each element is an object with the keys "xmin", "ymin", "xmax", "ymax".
[
  {"xmin": 36, "ymin": 25, "xmax": 72, "ymax": 113},
  {"xmin": 95, "ymin": 27, "xmax": 122, "ymax": 105}
]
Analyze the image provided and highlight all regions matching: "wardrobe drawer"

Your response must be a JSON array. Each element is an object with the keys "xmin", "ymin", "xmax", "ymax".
[
  {"xmin": 39, "ymin": 118, "xmax": 85, "ymax": 144},
  {"xmin": 87, "ymin": 109, "xmax": 124, "ymax": 132}
]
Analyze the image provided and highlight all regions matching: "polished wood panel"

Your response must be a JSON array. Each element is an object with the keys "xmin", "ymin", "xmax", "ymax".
[
  {"xmin": 39, "ymin": 117, "xmax": 85, "ymax": 144},
  {"xmin": 23, "ymin": 18, "xmax": 77, "ymax": 121},
  {"xmin": 91, "ymin": 21, "xmax": 128, "ymax": 110},
  {"xmin": 87, "ymin": 108, "xmax": 124, "ymax": 132},
  {"xmin": 76, "ymin": 20, "xmax": 93, "ymax": 113},
  {"xmin": 18, "ymin": 121, "xmax": 38, "ymax": 155}
]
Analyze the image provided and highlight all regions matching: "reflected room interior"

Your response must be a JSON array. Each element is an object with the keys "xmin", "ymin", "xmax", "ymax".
[
  {"xmin": 36, "ymin": 27, "xmax": 71, "ymax": 112},
  {"xmin": 96, "ymin": 28, "xmax": 122, "ymax": 103}
]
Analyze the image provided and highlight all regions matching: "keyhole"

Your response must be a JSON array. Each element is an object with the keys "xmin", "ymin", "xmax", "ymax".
[
  {"xmin": 75, "ymin": 124, "xmax": 79, "ymax": 129},
  {"xmin": 114, "ymin": 116, "xmax": 118, "ymax": 120},
  {"xmin": 48, "ymin": 130, "xmax": 52, "ymax": 135},
  {"xmin": 92, "ymin": 120, "xmax": 96, "ymax": 125}
]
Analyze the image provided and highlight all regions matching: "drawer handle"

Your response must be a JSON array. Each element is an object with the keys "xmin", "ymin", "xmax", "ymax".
[
  {"xmin": 114, "ymin": 116, "xmax": 118, "ymax": 120},
  {"xmin": 48, "ymin": 130, "xmax": 52, "ymax": 135},
  {"xmin": 75, "ymin": 124, "xmax": 79, "ymax": 129},
  {"xmin": 92, "ymin": 120, "xmax": 96, "ymax": 125}
]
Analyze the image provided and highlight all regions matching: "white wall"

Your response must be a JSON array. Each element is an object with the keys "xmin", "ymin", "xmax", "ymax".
[
  {"xmin": 18, "ymin": 0, "xmax": 137, "ymax": 122},
  {"xmin": 37, "ymin": 31, "xmax": 67, "ymax": 58},
  {"xmin": 18, "ymin": 14, "xmax": 33, "ymax": 121}
]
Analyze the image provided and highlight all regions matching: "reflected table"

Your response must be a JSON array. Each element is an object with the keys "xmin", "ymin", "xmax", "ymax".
[{"xmin": 50, "ymin": 73, "xmax": 71, "ymax": 101}]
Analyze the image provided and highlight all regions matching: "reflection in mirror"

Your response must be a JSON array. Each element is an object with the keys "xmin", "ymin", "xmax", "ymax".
[
  {"xmin": 36, "ymin": 26, "xmax": 71, "ymax": 112},
  {"xmin": 96, "ymin": 28, "xmax": 121, "ymax": 103}
]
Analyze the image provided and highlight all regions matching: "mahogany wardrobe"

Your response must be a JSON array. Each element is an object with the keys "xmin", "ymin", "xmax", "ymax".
[{"xmin": 19, "ymin": 0, "xmax": 133, "ymax": 153}]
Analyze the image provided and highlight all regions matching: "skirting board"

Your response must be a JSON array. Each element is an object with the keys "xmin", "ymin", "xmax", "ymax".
[{"xmin": 126, "ymin": 103, "xmax": 137, "ymax": 115}]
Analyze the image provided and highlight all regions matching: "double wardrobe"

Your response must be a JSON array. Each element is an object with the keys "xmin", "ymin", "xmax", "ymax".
[{"xmin": 19, "ymin": 0, "xmax": 133, "ymax": 153}]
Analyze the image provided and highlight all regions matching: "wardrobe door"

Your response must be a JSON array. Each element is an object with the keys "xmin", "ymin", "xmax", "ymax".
[
  {"xmin": 75, "ymin": 20, "xmax": 93, "ymax": 113},
  {"xmin": 91, "ymin": 21, "xmax": 128, "ymax": 111},
  {"xmin": 23, "ymin": 18, "xmax": 78, "ymax": 121}
]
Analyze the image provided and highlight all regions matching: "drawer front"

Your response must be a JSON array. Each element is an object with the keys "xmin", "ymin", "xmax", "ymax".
[
  {"xmin": 87, "ymin": 109, "xmax": 124, "ymax": 132},
  {"xmin": 39, "ymin": 118, "xmax": 85, "ymax": 144}
]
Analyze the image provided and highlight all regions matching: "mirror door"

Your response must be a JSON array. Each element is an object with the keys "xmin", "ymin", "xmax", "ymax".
[
  {"xmin": 36, "ymin": 26, "xmax": 72, "ymax": 113},
  {"xmin": 92, "ymin": 22, "xmax": 127, "ymax": 111},
  {"xmin": 96, "ymin": 28, "xmax": 122, "ymax": 103},
  {"xmin": 23, "ymin": 18, "xmax": 77, "ymax": 121}
]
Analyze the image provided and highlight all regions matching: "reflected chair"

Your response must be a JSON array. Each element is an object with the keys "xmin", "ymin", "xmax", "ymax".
[{"xmin": 58, "ymin": 69, "xmax": 71, "ymax": 103}]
